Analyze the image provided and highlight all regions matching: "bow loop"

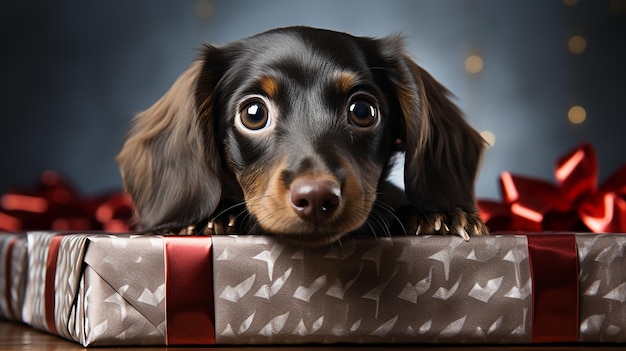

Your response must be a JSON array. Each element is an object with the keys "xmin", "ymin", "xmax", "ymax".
[
  {"xmin": 555, "ymin": 143, "xmax": 598, "ymax": 203},
  {"xmin": 480, "ymin": 143, "xmax": 626, "ymax": 233}
]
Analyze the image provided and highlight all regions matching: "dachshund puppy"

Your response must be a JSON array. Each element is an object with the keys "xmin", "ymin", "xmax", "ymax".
[{"xmin": 117, "ymin": 26, "xmax": 488, "ymax": 246}]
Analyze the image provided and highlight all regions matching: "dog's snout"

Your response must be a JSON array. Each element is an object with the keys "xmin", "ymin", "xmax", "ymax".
[{"xmin": 290, "ymin": 178, "xmax": 341, "ymax": 224}]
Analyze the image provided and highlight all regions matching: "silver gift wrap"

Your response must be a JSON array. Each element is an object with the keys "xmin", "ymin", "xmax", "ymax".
[
  {"xmin": 3, "ymin": 232, "xmax": 626, "ymax": 346},
  {"xmin": 577, "ymin": 234, "xmax": 626, "ymax": 342},
  {"xmin": 212, "ymin": 235, "xmax": 533, "ymax": 344}
]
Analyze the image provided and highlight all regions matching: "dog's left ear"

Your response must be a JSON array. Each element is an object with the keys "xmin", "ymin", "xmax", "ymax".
[{"xmin": 379, "ymin": 37, "xmax": 485, "ymax": 213}]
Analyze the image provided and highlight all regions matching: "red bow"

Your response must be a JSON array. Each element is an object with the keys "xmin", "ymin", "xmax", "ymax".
[
  {"xmin": 0, "ymin": 171, "xmax": 133, "ymax": 232},
  {"xmin": 479, "ymin": 143, "xmax": 626, "ymax": 232}
]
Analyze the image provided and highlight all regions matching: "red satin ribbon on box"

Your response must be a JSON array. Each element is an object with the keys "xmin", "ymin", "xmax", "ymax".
[
  {"xmin": 527, "ymin": 234, "xmax": 579, "ymax": 343},
  {"xmin": 479, "ymin": 143, "xmax": 626, "ymax": 232},
  {"xmin": 164, "ymin": 236, "xmax": 215, "ymax": 345}
]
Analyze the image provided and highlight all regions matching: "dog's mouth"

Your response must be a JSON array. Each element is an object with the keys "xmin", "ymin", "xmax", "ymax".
[
  {"xmin": 247, "ymin": 190, "xmax": 371, "ymax": 246},
  {"xmin": 242, "ymin": 168, "xmax": 376, "ymax": 246}
]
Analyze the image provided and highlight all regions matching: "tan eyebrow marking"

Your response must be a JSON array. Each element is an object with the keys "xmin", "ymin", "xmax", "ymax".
[
  {"xmin": 258, "ymin": 75, "xmax": 279, "ymax": 99},
  {"xmin": 334, "ymin": 71, "xmax": 359, "ymax": 95}
]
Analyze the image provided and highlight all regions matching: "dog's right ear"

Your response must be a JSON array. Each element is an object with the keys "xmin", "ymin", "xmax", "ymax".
[
  {"xmin": 376, "ymin": 36, "xmax": 485, "ymax": 213},
  {"xmin": 116, "ymin": 46, "xmax": 226, "ymax": 230}
]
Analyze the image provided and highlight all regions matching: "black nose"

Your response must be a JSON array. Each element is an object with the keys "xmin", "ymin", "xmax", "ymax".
[{"xmin": 290, "ymin": 178, "xmax": 341, "ymax": 224}]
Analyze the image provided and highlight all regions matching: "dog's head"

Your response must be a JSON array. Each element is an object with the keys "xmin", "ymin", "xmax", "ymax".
[{"xmin": 117, "ymin": 27, "xmax": 484, "ymax": 245}]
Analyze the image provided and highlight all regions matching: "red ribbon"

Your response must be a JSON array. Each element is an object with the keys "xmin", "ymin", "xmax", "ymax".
[
  {"xmin": 479, "ymin": 143, "xmax": 626, "ymax": 232},
  {"xmin": 0, "ymin": 171, "xmax": 133, "ymax": 233},
  {"xmin": 527, "ymin": 234, "xmax": 579, "ymax": 343},
  {"xmin": 44, "ymin": 235, "xmax": 63, "ymax": 334},
  {"xmin": 164, "ymin": 236, "xmax": 215, "ymax": 345}
]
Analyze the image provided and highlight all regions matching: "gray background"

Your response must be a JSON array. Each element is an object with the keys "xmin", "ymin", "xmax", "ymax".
[{"xmin": 2, "ymin": 0, "xmax": 625, "ymax": 200}]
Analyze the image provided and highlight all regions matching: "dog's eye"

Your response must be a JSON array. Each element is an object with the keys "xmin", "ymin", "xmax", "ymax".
[
  {"xmin": 239, "ymin": 100, "xmax": 270, "ymax": 131},
  {"xmin": 348, "ymin": 99, "xmax": 378, "ymax": 128}
]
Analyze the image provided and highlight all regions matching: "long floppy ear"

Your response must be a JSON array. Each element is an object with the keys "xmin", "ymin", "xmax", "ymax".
[
  {"xmin": 381, "ymin": 38, "xmax": 485, "ymax": 212},
  {"xmin": 116, "ymin": 52, "xmax": 223, "ymax": 230}
]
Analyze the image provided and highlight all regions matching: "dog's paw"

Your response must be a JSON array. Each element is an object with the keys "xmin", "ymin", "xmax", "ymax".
[
  {"xmin": 398, "ymin": 206, "xmax": 489, "ymax": 241},
  {"xmin": 203, "ymin": 214, "xmax": 238, "ymax": 235},
  {"xmin": 168, "ymin": 215, "xmax": 237, "ymax": 235}
]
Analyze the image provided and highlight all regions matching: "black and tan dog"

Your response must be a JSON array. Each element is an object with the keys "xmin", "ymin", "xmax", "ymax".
[{"xmin": 117, "ymin": 26, "xmax": 488, "ymax": 246}]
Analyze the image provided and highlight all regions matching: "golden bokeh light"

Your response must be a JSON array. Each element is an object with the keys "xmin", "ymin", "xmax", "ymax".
[
  {"xmin": 568, "ymin": 105, "xmax": 586, "ymax": 124},
  {"xmin": 195, "ymin": 0, "xmax": 214, "ymax": 20},
  {"xmin": 568, "ymin": 35, "xmax": 587, "ymax": 54},
  {"xmin": 465, "ymin": 55, "xmax": 484, "ymax": 74}
]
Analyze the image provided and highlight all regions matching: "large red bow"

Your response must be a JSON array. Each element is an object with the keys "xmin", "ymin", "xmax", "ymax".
[
  {"xmin": 479, "ymin": 143, "xmax": 626, "ymax": 232},
  {"xmin": 0, "ymin": 171, "xmax": 133, "ymax": 232}
]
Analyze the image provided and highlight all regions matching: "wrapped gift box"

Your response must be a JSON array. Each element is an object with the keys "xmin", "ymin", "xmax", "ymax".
[
  {"xmin": 1, "ymin": 231, "xmax": 626, "ymax": 346},
  {"xmin": 0, "ymin": 233, "xmax": 27, "ymax": 322}
]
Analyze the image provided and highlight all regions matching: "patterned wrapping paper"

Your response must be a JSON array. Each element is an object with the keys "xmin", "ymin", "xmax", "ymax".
[
  {"xmin": 3, "ymin": 232, "xmax": 626, "ymax": 346},
  {"xmin": 74, "ymin": 235, "xmax": 168, "ymax": 346},
  {"xmin": 17, "ymin": 233, "xmax": 177, "ymax": 346},
  {"xmin": 577, "ymin": 235, "xmax": 626, "ymax": 342},
  {"xmin": 212, "ymin": 235, "xmax": 533, "ymax": 344},
  {"xmin": 0, "ymin": 233, "xmax": 28, "ymax": 321}
]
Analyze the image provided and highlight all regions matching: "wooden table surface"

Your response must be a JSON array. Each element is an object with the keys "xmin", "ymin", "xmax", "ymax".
[{"xmin": 0, "ymin": 320, "xmax": 623, "ymax": 350}]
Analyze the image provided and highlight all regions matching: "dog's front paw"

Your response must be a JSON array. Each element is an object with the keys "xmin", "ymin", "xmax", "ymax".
[
  {"xmin": 170, "ymin": 214, "xmax": 238, "ymax": 235},
  {"xmin": 398, "ymin": 207, "xmax": 488, "ymax": 241},
  {"xmin": 204, "ymin": 214, "xmax": 238, "ymax": 235}
]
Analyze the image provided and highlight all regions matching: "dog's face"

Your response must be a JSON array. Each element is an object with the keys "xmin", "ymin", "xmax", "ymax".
[
  {"xmin": 207, "ymin": 29, "xmax": 402, "ymax": 244},
  {"xmin": 117, "ymin": 27, "xmax": 486, "ymax": 245}
]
